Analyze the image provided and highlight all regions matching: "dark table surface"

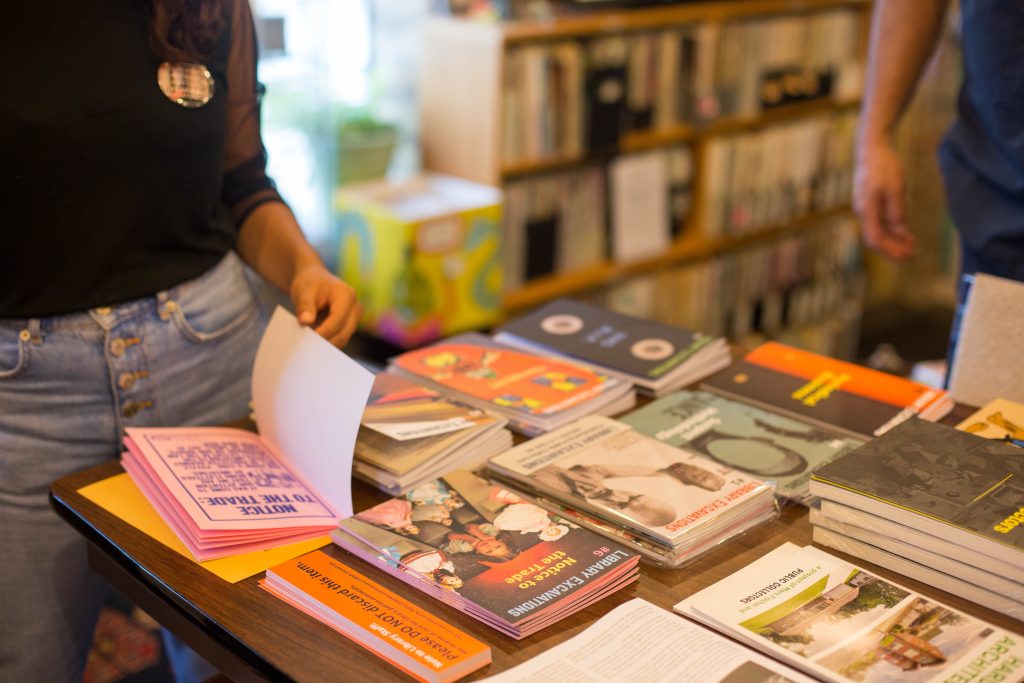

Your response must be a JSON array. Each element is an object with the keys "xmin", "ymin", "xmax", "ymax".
[{"xmin": 50, "ymin": 404, "xmax": 1024, "ymax": 683}]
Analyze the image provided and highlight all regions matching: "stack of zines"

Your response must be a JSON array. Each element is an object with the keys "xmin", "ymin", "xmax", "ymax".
[
  {"xmin": 355, "ymin": 372, "xmax": 513, "ymax": 495},
  {"xmin": 387, "ymin": 331, "xmax": 635, "ymax": 436},
  {"xmin": 702, "ymin": 340, "xmax": 954, "ymax": 439},
  {"xmin": 331, "ymin": 469, "xmax": 640, "ymax": 639},
  {"xmin": 493, "ymin": 297, "xmax": 731, "ymax": 397},
  {"xmin": 486, "ymin": 415, "xmax": 778, "ymax": 568},
  {"xmin": 121, "ymin": 426, "xmax": 340, "ymax": 561},
  {"xmin": 808, "ymin": 417, "xmax": 1024, "ymax": 620},
  {"xmin": 619, "ymin": 389, "xmax": 864, "ymax": 504},
  {"xmin": 261, "ymin": 550, "xmax": 492, "ymax": 683}
]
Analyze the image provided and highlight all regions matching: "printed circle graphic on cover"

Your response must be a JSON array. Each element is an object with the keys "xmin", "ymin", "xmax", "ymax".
[
  {"xmin": 630, "ymin": 338, "xmax": 675, "ymax": 361},
  {"xmin": 540, "ymin": 314, "xmax": 584, "ymax": 336}
]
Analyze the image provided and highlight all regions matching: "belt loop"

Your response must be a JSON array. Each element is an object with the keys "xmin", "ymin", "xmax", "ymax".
[
  {"xmin": 156, "ymin": 290, "xmax": 172, "ymax": 320},
  {"xmin": 27, "ymin": 318, "xmax": 43, "ymax": 345}
]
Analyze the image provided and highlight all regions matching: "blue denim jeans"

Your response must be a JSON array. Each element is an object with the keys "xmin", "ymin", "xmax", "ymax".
[{"xmin": 0, "ymin": 252, "xmax": 266, "ymax": 682}]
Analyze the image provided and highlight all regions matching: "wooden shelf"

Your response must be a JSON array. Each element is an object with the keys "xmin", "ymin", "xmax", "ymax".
[
  {"xmin": 501, "ymin": 0, "xmax": 869, "ymax": 44},
  {"xmin": 500, "ymin": 206, "xmax": 854, "ymax": 312},
  {"xmin": 500, "ymin": 97, "xmax": 861, "ymax": 178}
]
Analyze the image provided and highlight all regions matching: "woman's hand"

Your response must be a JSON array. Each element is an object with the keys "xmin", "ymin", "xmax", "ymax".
[{"xmin": 290, "ymin": 263, "xmax": 362, "ymax": 348}]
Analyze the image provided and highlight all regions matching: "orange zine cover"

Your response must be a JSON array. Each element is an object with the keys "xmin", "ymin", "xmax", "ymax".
[
  {"xmin": 264, "ymin": 551, "xmax": 491, "ymax": 683},
  {"xmin": 745, "ymin": 342, "xmax": 936, "ymax": 409},
  {"xmin": 392, "ymin": 340, "xmax": 609, "ymax": 416}
]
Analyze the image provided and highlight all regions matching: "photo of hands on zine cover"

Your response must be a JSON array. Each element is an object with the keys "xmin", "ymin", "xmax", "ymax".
[
  {"xmin": 332, "ymin": 469, "xmax": 639, "ymax": 638},
  {"xmin": 677, "ymin": 544, "xmax": 1024, "ymax": 683}
]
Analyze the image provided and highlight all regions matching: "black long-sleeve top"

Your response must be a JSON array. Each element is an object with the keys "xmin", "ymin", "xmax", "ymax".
[{"xmin": 0, "ymin": 0, "xmax": 283, "ymax": 317}]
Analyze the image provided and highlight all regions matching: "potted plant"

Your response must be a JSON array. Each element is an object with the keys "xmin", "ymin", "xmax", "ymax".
[{"xmin": 335, "ymin": 108, "xmax": 398, "ymax": 186}]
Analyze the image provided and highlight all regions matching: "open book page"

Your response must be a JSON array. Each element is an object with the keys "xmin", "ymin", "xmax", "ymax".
[
  {"xmin": 480, "ymin": 598, "xmax": 813, "ymax": 682},
  {"xmin": 252, "ymin": 307, "xmax": 374, "ymax": 517}
]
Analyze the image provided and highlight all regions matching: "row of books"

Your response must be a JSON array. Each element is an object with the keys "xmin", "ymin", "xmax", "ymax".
[
  {"xmin": 700, "ymin": 111, "xmax": 857, "ymax": 238},
  {"xmin": 810, "ymin": 398, "xmax": 1024, "ymax": 621},
  {"xmin": 502, "ymin": 145, "xmax": 692, "ymax": 291},
  {"xmin": 501, "ymin": 8, "xmax": 863, "ymax": 165},
  {"xmin": 266, "ymin": 537, "xmax": 1024, "ymax": 683},
  {"xmin": 593, "ymin": 215, "xmax": 863, "ymax": 349}
]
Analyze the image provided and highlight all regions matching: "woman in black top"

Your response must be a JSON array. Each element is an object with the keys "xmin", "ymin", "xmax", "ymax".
[{"xmin": 0, "ymin": 1, "xmax": 360, "ymax": 680}]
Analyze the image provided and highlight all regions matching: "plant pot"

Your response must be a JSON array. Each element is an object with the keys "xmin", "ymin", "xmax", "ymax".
[{"xmin": 336, "ymin": 128, "xmax": 397, "ymax": 186}]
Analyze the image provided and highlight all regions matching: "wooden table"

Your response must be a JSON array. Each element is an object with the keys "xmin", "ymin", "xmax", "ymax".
[{"xmin": 50, "ymin": 445, "xmax": 1024, "ymax": 683}]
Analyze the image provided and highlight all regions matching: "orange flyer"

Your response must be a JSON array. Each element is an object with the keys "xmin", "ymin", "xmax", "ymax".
[{"xmin": 263, "ymin": 550, "xmax": 491, "ymax": 683}]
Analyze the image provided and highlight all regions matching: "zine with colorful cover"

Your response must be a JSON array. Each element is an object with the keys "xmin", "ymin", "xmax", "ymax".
[
  {"xmin": 810, "ymin": 418, "xmax": 1024, "ymax": 567},
  {"xmin": 676, "ymin": 543, "xmax": 1024, "ymax": 683},
  {"xmin": 388, "ymin": 332, "xmax": 634, "ymax": 435},
  {"xmin": 262, "ymin": 550, "xmax": 491, "ymax": 683},
  {"xmin": 956, "ymin": 398, "xmax": 1024, "ymax": 444},
  {"xmin": 361, "ymin": 372, "xmax": 496, "ymax": 441},
  {"xmin": 702, "ymin": 341, "xmax": 952, "ymax": 439},
  {"xmin": 494, "ymin": 297, "xmax": 730, "ymax": 395},
  {"xmin": 355, "ymin": 373, "xmax": 512, "ymax": 495},
  {"xmin": 332, "ymin": 469, "xmax": 639, "ymax": 638},
  {"xmin": 487, "ymin": 415, "xmax": 776, "ymax": 558},
  {"xmin": 620, "ymin": 390, "xmax": 863, "ymax": 502}
]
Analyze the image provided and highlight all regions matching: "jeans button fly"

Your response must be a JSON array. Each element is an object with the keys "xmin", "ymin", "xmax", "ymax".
[{"xmin": 110, "ymin": 338, "xmax": 126, "ymax": 356}]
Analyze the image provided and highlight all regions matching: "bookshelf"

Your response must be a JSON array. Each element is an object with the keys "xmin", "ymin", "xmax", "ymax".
[{"xmin": 420, "ymin": 0, "xmax": 870, "ymax": 355}]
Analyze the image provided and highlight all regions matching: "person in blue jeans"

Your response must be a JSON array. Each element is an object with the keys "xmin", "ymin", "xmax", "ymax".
[
  {"xmin": 0, "ymin": 1, "xmax": 361, "ymax": 681},
  {"xmin": 854, "ymin": 0, "xmax": 1024, "ymax": 281}
]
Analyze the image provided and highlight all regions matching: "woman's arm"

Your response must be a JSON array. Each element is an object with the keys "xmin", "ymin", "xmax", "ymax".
[
  {"xmin": 236, "ymin": 203, "xmax": 361, "ymax": 347},
  {"xmin": 222, "ymin": 0, "xmax": 360, "ymax": 347}
]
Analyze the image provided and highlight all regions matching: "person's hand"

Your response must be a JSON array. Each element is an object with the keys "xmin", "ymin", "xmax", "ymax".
[
  {"xmin": 853, "ymin": 139, "xmax": 916, "ymax": 261},
  {"xmin": 289, "ymin": 263, "xmax": 361, "ymax": 347}
]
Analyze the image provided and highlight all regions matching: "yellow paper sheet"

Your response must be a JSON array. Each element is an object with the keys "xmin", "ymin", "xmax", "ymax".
[{"xmin": 78, "ymin": 473, "xmax": 330, "ymax": 583}]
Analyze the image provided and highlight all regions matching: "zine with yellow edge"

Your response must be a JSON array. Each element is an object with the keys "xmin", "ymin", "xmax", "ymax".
[
  {"xmin": 78, "ymin": 473, "xmax": 329, "ymax": 584},
  {"xmin": 810, "ymin": 418, "xmax": 1024, "ymax": 568}
]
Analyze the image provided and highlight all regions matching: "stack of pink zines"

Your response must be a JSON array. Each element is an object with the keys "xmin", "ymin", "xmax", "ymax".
[{"xmin": 122, "ymin": 426, "xmax": 340, "ymax": 560}]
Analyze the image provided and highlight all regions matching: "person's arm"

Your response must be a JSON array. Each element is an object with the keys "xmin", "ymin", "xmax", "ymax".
[
  {"xmin": 222, "ymin": 0, "xmax": 360, "ymax": 347},
  {"xmin": 235, "ymin": 204, "xmax": 361, "ymax": 347},
  {"xmin": 854, "ymin": 0, "xmax": 949, "ymax": 261}
]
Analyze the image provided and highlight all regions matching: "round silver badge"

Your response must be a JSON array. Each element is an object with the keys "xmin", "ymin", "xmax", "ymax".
[{"xmin": 157, "ymin": 62, "xmax": 215, "ymax": 108}]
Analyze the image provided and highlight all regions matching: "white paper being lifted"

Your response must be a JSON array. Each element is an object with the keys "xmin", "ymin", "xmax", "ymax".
[{"xmin": 252, "ymin": 306, "xmax": 374, "ymax": 517}]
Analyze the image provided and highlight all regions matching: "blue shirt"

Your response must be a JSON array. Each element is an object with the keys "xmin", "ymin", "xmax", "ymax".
[{"xmin": 938, "ymin": 0, "xmax": 1024, "ymax": 279}]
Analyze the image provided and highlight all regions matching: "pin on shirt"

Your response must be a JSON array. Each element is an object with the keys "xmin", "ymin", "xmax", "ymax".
[{"xmin": 157, "ymin": 62, "xmax": 214, "ymax": 108}]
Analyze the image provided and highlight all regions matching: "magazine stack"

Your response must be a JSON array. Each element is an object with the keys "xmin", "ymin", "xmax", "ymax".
[
  {"xmin": 493, "ymin": 297, "xmax": 731, "ymax": 397},
  {"xmin": 702, "ymin": 341, "xmax": 953, "ymax": 439},
  {"xmin": 486, "ymin": 415, "xmax": 777, "ymax": 567},
  {"xmin": 808, "ymin": 417, "xmax": 1024, "ymax": 619},
  {"xmin": 387, "ymin": 332, "xmax": 635, "ymax": 436},
  {"xmin": 356, "ymin": 372, "xmax": 513, "ymax": 495},
  {"xmin": 620, "ymin": 389, "xmax": 863, "ymax": 504},
  {"xmin": 331, "ymin": 469, "xmax": 640, "ymax": 639}
]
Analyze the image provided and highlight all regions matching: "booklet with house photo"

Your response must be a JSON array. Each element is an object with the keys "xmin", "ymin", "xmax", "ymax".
[{"xmin": 676, "ymin": 543, "xmax": 1024, "ymax": 683}]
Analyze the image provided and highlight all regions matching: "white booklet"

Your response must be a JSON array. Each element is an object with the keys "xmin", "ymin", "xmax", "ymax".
[
  {"xmin": 676, "ymin": 543, "xmax": 1024, "ymax": 683},
  {"xmin": 480, "ymin": 598, "xmax": 813, "ymax": 682}
]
